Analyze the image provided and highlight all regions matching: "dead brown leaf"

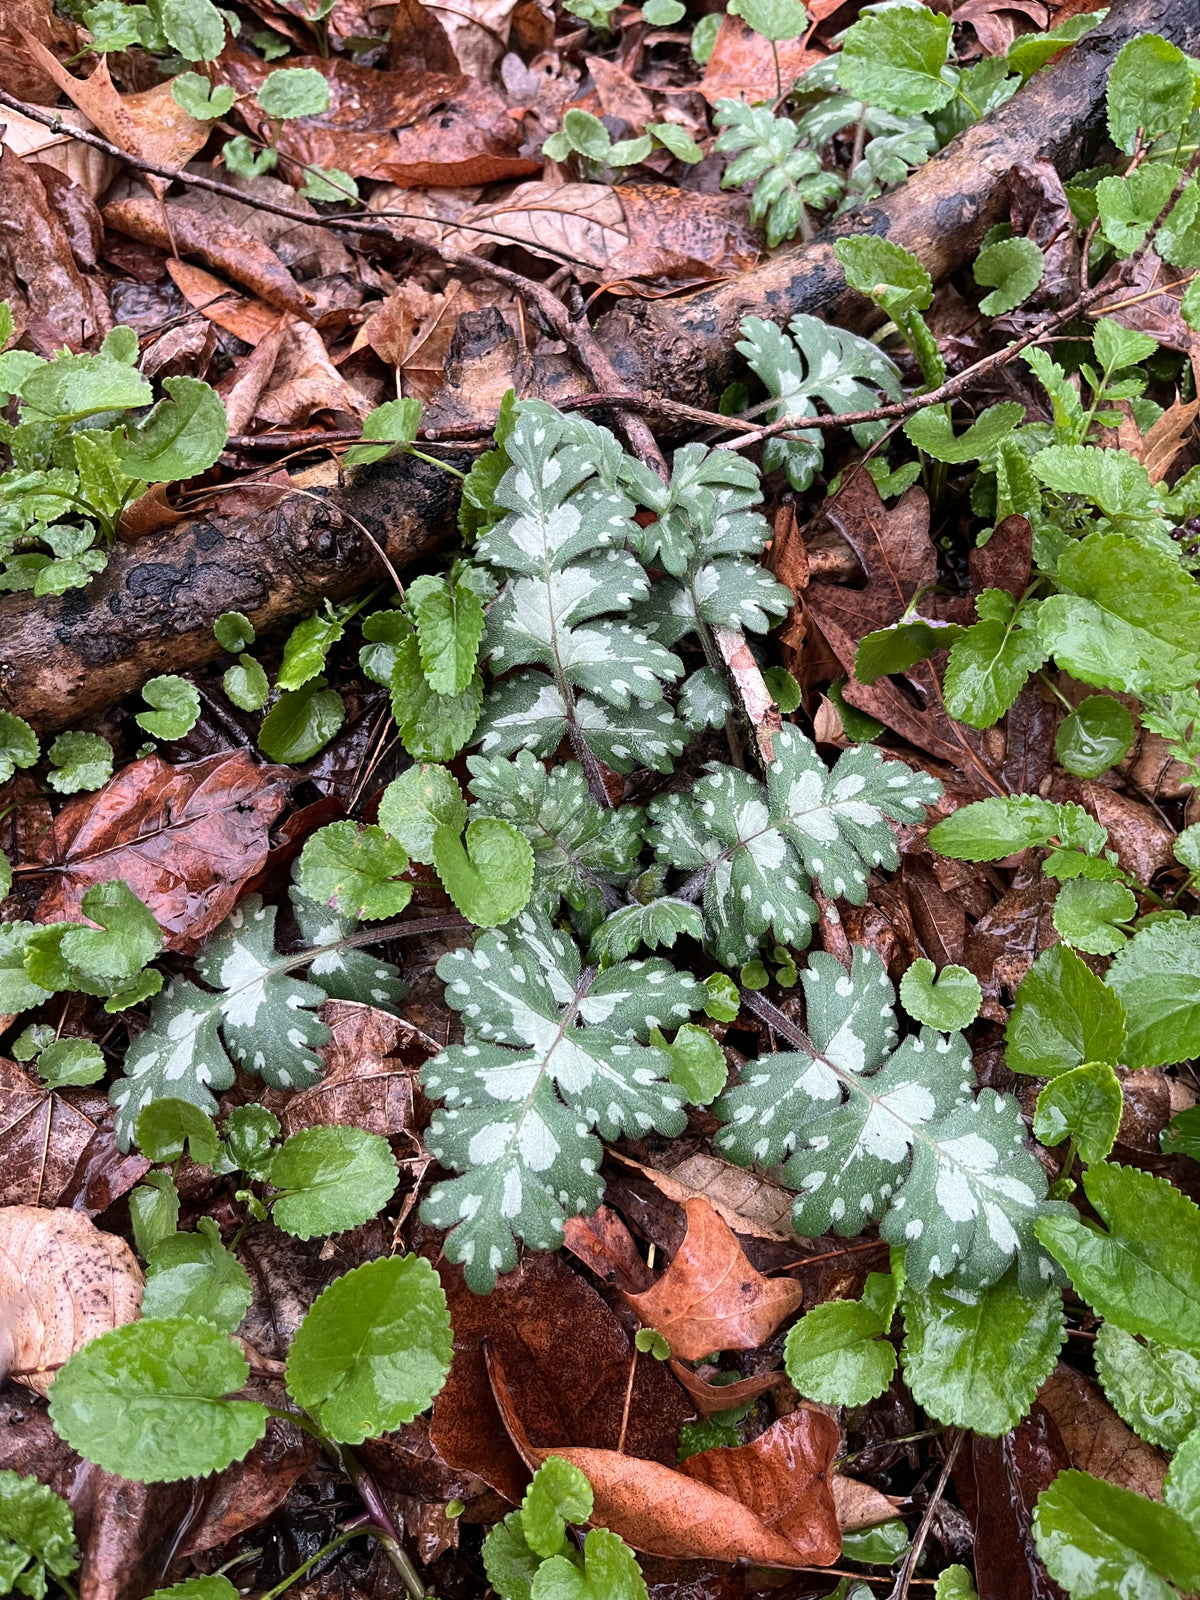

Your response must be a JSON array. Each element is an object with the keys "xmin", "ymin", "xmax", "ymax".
[
  {"xmin": 562, "ymin": 1205, "xmax": 654, "ymax": 1294},
  {"xmin": 607, "ymin": 1148, "xmax": 799, "ymax": 1243},
  {"xmin": 29, "ymin": 749, "xmax": 291, "ymax": 954},
  {"xmin": 625, "ymin": 1197, "xmax": 805, "ymax": 1362},
  {"xmin": 587, "ymin": 55, "xmax": 655, "ymax": 131},
  {"xmin": 177, "ymin": 1419, "xmax": 320, "ymax": 1556},
  {"xmin": 668, "ymin": 1360, "xmax": 785, "ymax": 1417},
  {"xmin": 970, "ymin": 513, "xmax": 1033, "ymax": 598},
  {"xmin": 424, "ymin": 0, "xmax": 521, "ymax": 77},
  {"xmin": 680, "ymin": 1408, "xmax": 842, "ymax": 1564},
  {"xmin": 383, "ymin": 78, "xmax": 541, "ymax": 187},
  {"xmin": 17, "ymin": 35, "xmax": 209, "ymax": 193},
  {"xmin": 961, "ymin": 1404, "xmax": 1068, "ymax": 1600},
  {"xmin": 0, "ymin": 0, "xmax": 78, "ymax": 104},
  {"xmin": 0, "ymin": 104, "xmax": 119, "ymax": 197},
  {"xmin": 429, "ymin": 1250, "xmax": 691, "ymax": 1505},
  {"xmin": 1037, "ymin": 1363, "xmax": 1168, "ymax": 1500},
  {"xmin": 699, "ymin": 16, "xmax": 824, "ymax": 106},
  {"xmin": 0, "ymin": 1206, "xmax": 142, "ymax": 1396},
  {"xmin": 0, "ymin": 144, "xmax": 102, "ymax": 353},
  {"xmin": 487, "ymin": 1346, "xmax": 840, "ymax": 1566},
  {"xmin": 167, "ymin": 258, "xmax": 283, "ymax": 348},
  {"xmin": 356, "ymin": 278, "xmax": 479, "ymax": 400},
  {"xmin": 215, "ymin": 318, "xmax": 289, "ymax": 435},
  {"xmin": 1116, "ymin": 396, "xmax": 1200, "ymax": 482},
  {"xmin": 0, "ymin": 1059, "xmax": 100, "ymax": 1208},
  {"xmin": 103, "ymin": 196, "xmax": 312, "ymax": 317},
  {"xmin": 253, "ymin": 315, "xmax": 374, "ymax": 425},
  {"xmin": 832, "ymin": 1474, "xmax": 904, "ymax": 1532},
  {"xmin": 1078, "ymin": 782, "xmax": 1176, "ymax": 884},
  {"xmin": 271, "ymin": 1000, "xmax": 420, "ymax": 1138},
  {"xmin": 388, "ymin": 0, "xmax": 460, "ymax": 74},
  {"xmin": 954, "ymin": 0, "xmax": 1049, "ymax": 55}
]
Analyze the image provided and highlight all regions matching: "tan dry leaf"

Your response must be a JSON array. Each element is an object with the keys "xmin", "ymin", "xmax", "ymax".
[
  {"xmin": 0, "ymin": 104, "xmax": 118, "ymax": 196},
  {"xmin": 699, "ymin": 15, "xmax": 824, "ymax": 106},
  {"xmin": 167, "ymin": 259, "xmax": 283, "ymax": 349},
  {"xmin": 367, "ymin": 182, "xmax": 484, "ymax": 249},
  {"xmin": 356, "ymin": 278, "xmax": 478, "ymax": 400},
  {"xmin": 0, "ymin": 1206, "xmax": 142, "ymax": 1396},
  {"xmin": 0, "ymin": 1059, "xmax": 98, "ymax": 1208},
  {"xmin": 607, "ymin": 1147, "xmax": 799, "ymax": 1242},
  {"xmin": 1115, "ymin": 396, "xmax": 1200, "ymax": 482},
  {"xmin": 0, "ymin": 0, "xmax": 78, "ymax": 104},
  {"xmin": 625, "ymin": 1197, "xmax": 805, "ymax": 1362},
  {"xmin": 383, "ymin": 78, "xmax": 540, "ymax": 187},
  {"xmin": 0, "ymin": 144, "xmax": 102, "ymax": 353},
  {"xmin": 388, "ymin": 0, "xmax": 460, "ymax": 74},
  {"xmin": 603, "ymin": 184, "xmax": 759, "ymax": 297},
  {"xmin": 833, "ymin": 1474, "xmax": 904, "ymax": 1532},
  {"xmin": 668, "ymin": 1359, "xmax": 785, "ymax": 1417},
  {"xmin": 586, "ymin": 55, "xmax": 654, "ymax": 132},
  {"xmin": 254, "ymin": 316, "xmax": 374, "ymax": 425},
  {"xmin": 17, "ymin": 34, "xmax": 209, "ymax": 192},
  {"xmin": 424, "ymin": 0, "xmax": 521, "ymax": 78},
  {"xmin": 215, "ymin": 319, "xmax": 289, "ymax": 436},
  {"xmin": 444, "ymin": 180, "xmax": 627, "ymax": 270},
  {"xmin": 104, "ymin": 196, "xmax": 312, "ymax": 317}
]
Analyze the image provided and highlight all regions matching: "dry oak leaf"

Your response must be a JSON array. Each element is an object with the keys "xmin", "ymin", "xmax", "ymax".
[
  {"xmin": 103, "ymin": 196, "xmax": 312, "ymax": 318},
  {"xmin": 0, "ymin": 103, "xmax": 119, "ymax": 198},
  {"xmin": 30, "ymin": 749, "xmax": 291, "ymax": 954},
  {"xmin": 252, "ymin": 316, "xmax": 375, "ymax": 426},
  {"xmin": 17, "ymin": 33, "xmax": 209, "ymax": 193},
  {"xmin": 487, "ymin": 1346, "xmax": 839, "ymax": 1567},
  {"xmin": 625, "ymin": 1197, "xmax": 805, "ymax": 1362},
  {"xmin": 167, "ymin": 258, "xmax": 284, "ymax": 349},
  {"xmin": 0, "ymin": 1206, "xmax": 142, "ymax": 1397},
  {"xmin": 382, "ymin": 78, "xmax": 541, "ymax": 188}
]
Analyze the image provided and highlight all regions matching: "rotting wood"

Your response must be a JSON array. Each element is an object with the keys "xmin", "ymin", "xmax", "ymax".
[
  {"xmin": 1, "ymin": 0, "xmax": 1198, "ymax": 729},
  {"xmin": 594, "ymin": 0, "xmax": 1200, "ymax": 411}
]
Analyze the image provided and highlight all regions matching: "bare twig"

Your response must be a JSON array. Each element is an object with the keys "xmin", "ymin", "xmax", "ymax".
[{"xmin": 889, "ymin": 1430, "xmax": 964, "ymax": 1600}]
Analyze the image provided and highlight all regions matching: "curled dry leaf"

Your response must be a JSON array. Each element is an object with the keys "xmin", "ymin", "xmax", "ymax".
[
  {"xmin": 269, "ymin": 1000, "xmax": 421, "ymax": 1139},
  {"xmin": 168, "ymin": 259, "xmax": 283, "ymax": 349},
  {"xmin": 486, "ymin": 1346, "xmax": 840, "ymax": 1567},
  {"xmin": 0, "ymin": 1206, "xmax": 142, "ymax": 1397},
  {"xmin": 356, "ymin": 278, "xmax": 482, "ymax": 401},
  {"xmin": 0, "ymin": 0, "xmax": 78, "ymax": 105},
  {"xmin": 1037, "ymin": 1363, "xmax": 1168, "ymax": 1500},
  {"xmin": 0, "ymin": 144, "xmax": 103, "ymax": 353},
  {"xmin": 17, "ymin": 33, "xmax": 209, "ymax": 193},
  {"xmin": 251, "ymin": 316, "xmax": 375, "ymax": 426},
  {"xmin": 832, "ymin": 1474, "xmax": 905, "ymax": 1533},
  {"xmin": 424, "ymin": 0, "xmax": 521, "ymax": 78},
  {"xmin": 607, "ymin": 1148, "xmax": 799, "ymax": 1243},
  {"xmin": 668, "ymin": 1359, "xmax": 785, "ymax": 1417},
  {"xmin": 383, "ymin": 79, "xmax": 540, "ymax": 187},
  {"xmin": 103, "ymin": 196, "xmax": 313, "ymax": 318},
  {"xmin": 30, "ymin": 750, "xmax": 291, "ymax": 953},
  {"xmin": 625, "ymin": 1197, "xmax": 805, "ymax": 1362},
  {"xmin": 562, "ymin": 1205, "xmax": 655, "ymax": 1295}
]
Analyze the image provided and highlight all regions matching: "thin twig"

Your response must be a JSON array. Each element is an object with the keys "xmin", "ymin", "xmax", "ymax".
[
  {"xmin": 615, "ymin": 1344, "xmax": 639, "ymax": 1454},
  {"xmin": 889, "ymin": 1430, "xmax": 964, "ymax": 1600}
]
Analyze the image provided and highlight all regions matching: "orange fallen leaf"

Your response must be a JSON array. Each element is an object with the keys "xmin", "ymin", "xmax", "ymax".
[
  {"xmin": 167, "ymin": 259, "xmax": 283, "ymax": 348},
  {"xmin": 699, "ymin": 15, "xmax": 824, "ymax": 107},
  {"xmin": 486, "ymin": 1344, "xmax": 840, "ymax": 1567},
  {"xmin": 625, "ymin": 1197, "xmax": 805, "ymax": 1361},
  {"xmin": 668, "ymin": 1358, "xmax": 785, "ymax": 1416},
  {"xmin": 0, "ymin": 1206, "xmax": 142, "ymax": 1397}
]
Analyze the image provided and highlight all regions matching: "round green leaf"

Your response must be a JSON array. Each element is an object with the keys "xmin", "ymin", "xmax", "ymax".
[
  {"xmin": 643, "ymin": 0, "xmax": 685, "ymax": 21},
  {"xmin": 841, "ymin": 1521, "xmax": 910, "ymax": 1567},
  {"xmin": 222, "ymin": 655, "xmax": 270, "ymax": 712},
  {"xmin": 563, "ymin": 108, "xmax": 611, "ymax": 161},
  {"xmin": 704, "ymin": 972, "xmax": 740, "ymax": 1022},
  {"xmin": 1033, "ymin": 1061, "xmax": 1122, "ymax": 1165},
  {"xmin": 522, "ymin": 1456, "xmax": 594, "ymax": 1558},
  {"xmin": 257, "ymin": 67, "xmax": 331, "ymax": 119},
  {"xmin": 296, "ymin": 820, "xmax": 413, "ymax": 922},
  {"xmin": 1052, "ymin": 877, "xmax": 1137, "ymax": 955},
  {"xmin": 47, "ymin": 1318, "xmax": 268, "ymax": 1482},
  {"xmin": 300, "ymin": 166, "xmax": 359, "ymax": 204},
  {"xmin": 784, "ymin": 1287, "xmax": 897, "ymax": 1406},
  {"xmin": 158, "ymin": 0, "xmax": 226, "ymax": 59},
  {"xmin": 257, "ymin": 681, "xmax": 345, "ymax": 763},
  {"xmin": 1094, "ymin": 1321, "xmax": 1200, "ymax": 1450},
  {"xmin": 898, "ymin": 958, "xmax": 982, "ymax": 1031},
  {"xmin": 149, "ymin": 1580, "xmax": 239, "ymax": 1600},
  {"xmin": 37, "ymin": 1038, "xmax": 106, "ymax": 1089},
  {"xmin": 268, "ymin": 1125, "xmax": 399, "ymax": 1239},
  {"xmin": 214, "ymin": 611, "xmax": 255, "ymax": 653},
  {"xmin": 142, "ymin": 1218, "xmax": 253, "ymax": 1331},
  {"xmin": 116, "ymin": 378, "xmax": 228, "ymax": 482},
  {"xmin": 135, "ymin": 675, "xmax": 201, "ymax": 740},
  {"xmin": 285, "ymin": 1254, "xmax": 453, "ymax": 1444},
  {"xmin": 691, "ymin": 10, "xmax": 720, "ymax": 61},
  {"xmin": 654, "ymin": 1022, "xmax": 727, "ymax": 1105},
  {"xmin": 0, "ymin": 711, "xmax": 39, "ymax": 784},
  {"xmin": 834, "ymin": 235, "xmax": 933, "ymax": 315},
  {"xmin": 1033, "ymin": 1466, "xmax": 1200, "ymax": 1600},
  {"xmin": 46, "ymin": 731, "xmax": 114, "ymax": 795},
  {"xmin": 1107, "ymin": 33, "xmax": 1195, "ymax": 155},
  {"xmin": 1055, "ymin": 695, "xmax": 1136, "ymax": 779},
  {"xmin": 762, "ymin": 665, "xmax": 802, "ymax": 713},
  {"xmin": 171, "ymin": 72, "xmax": 236, "ymax": 119},
  {"xmin": 973, "ymin": 236, "xmax": 1045, "ymax": 316},
  {"xmin": 901, "ymin": 1270, "xmax": 1065, "ymax": 1437},
  {"xmin": 1175, "ymin": 822, "xmax": 1200, "ymax": 874},
  {"xmin": 60, "ymin": 879, "xmax": 162, "ymax": 980},
  {"xmin": 136, "ymin": 1097, "xmax": 221, "ymax": 1165},
  {"xmin": 729, "ymin": 0, "xmax": 806, "ymax": 42}
]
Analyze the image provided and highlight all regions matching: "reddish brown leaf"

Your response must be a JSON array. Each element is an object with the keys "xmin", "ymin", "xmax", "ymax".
[
  {"xmin": 0, "ymin": 145, "xmax": 102, "ymax": 353},
  {"xmin": 625, "ymin": 1198, "xmax": 805, "ymax": 1362},
  {"xmin": 563, "ymin": 1205, "xmax": 654, "ymax": 1294},
  {"xmin": 970, "ymin": 514, "xmax": 1033, "ymax": 598},
  {"xmin": 963, "ymin": 1405, "xmax": 1069, "ymax": 1600},
  {"xmin": 811, "ymin": 474, "xmax": 936, "ymax": 636},
  {"xmin": 167, "ymin": 258, "xmax": 283, "ymax": 348},
  {"xmin": 0, "ymin": 0, "xmax": 78, "ymax": 104},
  {"xmin": 680, "ymin": 1408, "xmax": 841, "ymax": 1564},
  {"xmin": 1078, "ymin": 782, "xmax": 1175, "ymax": 885},
  {"xmin": 699, "ymin": 15, "xmax": 824, "ymax": 106},
  {"xmin": 388, "ymin": 0, "xmax": 459, "ymax": 75},
  {"xmin": 833, "ymin": 1474, "xmax": 904, "ymax": 1533},
  {"xmin": 383, "ymin": 79, "xmax": 541, "ymax": 186},
  {"xmin": 668, "ymin": 1359, "xmax": 785, "ymax": 1417},
  {"xmin": 486, "ymin": 1347, "xmax": 838, "ymax": 1567},
  {"xmin": 177, "ymin": 1419, "xmax": 320, "ymax": 1555},
  {"xmin": 103, "ymin": 196, "xmax": 313, "ymax": 317},
  {"xmin": 1037, "ymin": 1364, "xmax": 1168, "ymax": 1500},
  {"xmin": 29, "ymin": 750, "xmax": 291, "ymax": 954},
  {"xmin": 429, "ymin": 1250, "xmax": 691, "ymax": 1504}
]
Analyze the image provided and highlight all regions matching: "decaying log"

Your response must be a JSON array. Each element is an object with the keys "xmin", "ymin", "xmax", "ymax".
[
  {"xmin": 2, "ymin": 0, "xmax": 1198, "ymax": 729},
  {"xmin": 0, "ymin": 454, "xmax": 466, "ymax": 732},
  {"xmin": 595, "ymin": 0, "xmax": 1200, "ymax": 409}
]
